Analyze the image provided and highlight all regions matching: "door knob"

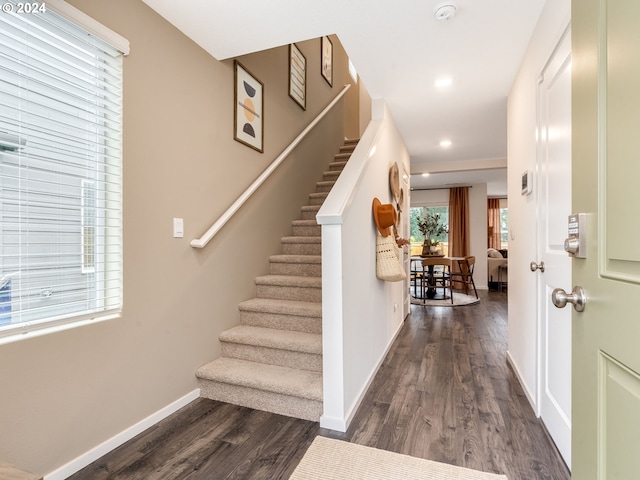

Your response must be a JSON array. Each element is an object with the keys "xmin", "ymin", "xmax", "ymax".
[
  {"xmin": 530, "ymin": 261, "xmax": 545, "ymax": 272},
  {"xmin": 551, "ymin": 286, "xmax": 586, "ymax": 312}
]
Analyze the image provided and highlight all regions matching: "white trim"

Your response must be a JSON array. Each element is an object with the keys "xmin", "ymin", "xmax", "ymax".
[
  {"xmin": 0, "ymin": 311, "xmax": 121, "ymax": 346},
  {"xmin": 506, "ymin": 350, "xmax": 538, "ymax": 413},
  {"xmin": 44, "ymin": 0, "xmax": 130, "ymax": 55},
  {"xmin": 44, "ymin": 390, "xmax": 200, "ymax": 480}
]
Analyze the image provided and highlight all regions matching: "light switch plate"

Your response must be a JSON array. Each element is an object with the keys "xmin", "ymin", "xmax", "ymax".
[{"xmin": 173, "ymin": 218, "xmax": 184, "ymax": 238}]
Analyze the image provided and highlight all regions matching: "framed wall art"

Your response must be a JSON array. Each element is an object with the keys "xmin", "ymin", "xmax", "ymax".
[
  {"xmin": 289, "ymin": 43, "xmax": 306, "ymax": 110},
  {"xmin": 234, "ymin": 60, "xmax": 264, "ymax": 152},
  {"xmin": 321, "ymin": 35, "xmax": 333, "ymax": 87}
]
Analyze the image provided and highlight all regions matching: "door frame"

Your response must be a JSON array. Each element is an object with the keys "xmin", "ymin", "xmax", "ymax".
[{"xmin": 535, "ymin": 22, "xmax": 573, "ymax": 468}]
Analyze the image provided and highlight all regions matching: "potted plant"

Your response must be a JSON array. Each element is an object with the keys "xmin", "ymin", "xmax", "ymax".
[{"xmin": 417, "ymin": 213, "xmax": 449, "ymax": 256}]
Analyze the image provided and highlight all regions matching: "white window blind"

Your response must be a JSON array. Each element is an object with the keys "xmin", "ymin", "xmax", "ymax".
[{"xmin": 0, "ymin": 0, "xmax": 124, "ymax": 340}]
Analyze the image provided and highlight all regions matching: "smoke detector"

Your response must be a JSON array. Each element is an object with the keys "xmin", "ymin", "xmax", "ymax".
[{"xmin": 434, "ymin": 3, "xmax": 457, "ymax": 21}]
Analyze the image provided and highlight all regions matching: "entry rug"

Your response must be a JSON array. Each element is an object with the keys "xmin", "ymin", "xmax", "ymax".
[
  {"xmin": 411, "ymin": 292, "xmax": 480, "ymax": 307},
  {"xmin": 290, "ymin": 436, "xmax": 507, "ymax": 480}
]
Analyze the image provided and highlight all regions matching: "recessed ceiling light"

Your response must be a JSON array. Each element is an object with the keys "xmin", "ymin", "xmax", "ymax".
[
  {"xmin": 435, "ymin": 77, "xmax": 453, "ymax": 88},
  {"xmin": 421, "ymin": 172, "xmax": 430, "ymax": 177},
  {"xmin": 440, "ymin": 139, "xmax": 452, "ymax": 148}
]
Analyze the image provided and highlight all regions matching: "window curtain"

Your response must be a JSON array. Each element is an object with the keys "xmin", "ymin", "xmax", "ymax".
[
  {"xmin": 488, "ymin": 198, "xmax": 501, "ymax": 249},
  {"xmin": 448, "ymin": 187, "xmax": 470, "ymax": 257},
  {"xmin": 448, "ymin": 187, "xmax": 470, "ymax": 290}
]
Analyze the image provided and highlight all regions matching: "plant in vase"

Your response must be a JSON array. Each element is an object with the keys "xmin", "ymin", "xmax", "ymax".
[{"xmin": 417, "ymin": 213, "xmax": 449, "ymax": 256}]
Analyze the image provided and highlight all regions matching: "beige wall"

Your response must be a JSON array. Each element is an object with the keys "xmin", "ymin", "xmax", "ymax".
[{"xmin": 0, "ymin": 0, "xmax": 360, "ymax": 475}]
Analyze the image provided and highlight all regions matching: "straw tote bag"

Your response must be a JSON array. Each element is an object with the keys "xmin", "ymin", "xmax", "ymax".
[{"xmin": 375, "ymin": 234, "xmax": 406, "ymax": 282}]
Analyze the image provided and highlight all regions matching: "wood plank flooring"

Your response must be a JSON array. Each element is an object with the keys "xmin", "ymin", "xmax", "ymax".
[{"xmin": 69, "ymin": 291, "xmax": 570, "ymax": 480}]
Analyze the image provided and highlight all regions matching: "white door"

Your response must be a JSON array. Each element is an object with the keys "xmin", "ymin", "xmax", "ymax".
[
  {"xmin": 572, "ymin": 0, "xmax": 640, "ymax": 476},
  {"xmin": 535, "ymin": 25, "xmax": 572, "ymax": 468}
]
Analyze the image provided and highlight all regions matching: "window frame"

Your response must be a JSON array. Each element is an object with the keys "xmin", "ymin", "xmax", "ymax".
[{"xmin": 0, "ymin": 0, "xmax": 129, "ymax": 344}]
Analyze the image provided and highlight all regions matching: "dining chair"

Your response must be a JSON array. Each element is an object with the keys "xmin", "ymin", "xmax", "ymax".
[
  {"xmin": 421, "ymin": 257, "xmax": 453, "ymax": 303},
  {"xmin": 410, "ymin": 259, "xmax": 424, "ymax": 299},
  {"xmin": 450, "ymin": 256, "xmax": 478, "ymax": 299}
]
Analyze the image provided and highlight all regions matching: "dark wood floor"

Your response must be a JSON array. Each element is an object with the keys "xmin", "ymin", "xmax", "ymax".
[{"xmin": 69, "ymin": 290, "xmax": 570, "ymax": 480}]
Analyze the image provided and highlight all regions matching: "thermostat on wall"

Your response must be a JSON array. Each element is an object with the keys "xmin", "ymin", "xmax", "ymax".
[{"xmin": 521, "ymin": 170, "xmax": 533, "ymax": 195}]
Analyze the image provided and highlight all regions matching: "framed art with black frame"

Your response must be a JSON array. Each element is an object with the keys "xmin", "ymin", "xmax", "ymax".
[
  {"xmin": 234, "ymin": 60, "xmax": 264, "ymax": 152},
  {"xmin": 321, "ymin": 35, "xmax": 333, "ymax": 87},
  {"xmin": 289, "ymin": 43, "xmax": 306, "ymax": 110}
]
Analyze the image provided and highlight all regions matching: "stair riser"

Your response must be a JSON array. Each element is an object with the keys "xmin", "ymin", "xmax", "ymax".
[
  {"xmin": 240, "ymin": 311, "xmax": 322, "ymax": 334},
  {"xmin": 292, "ymin": 224, "xmax": 321, "ymax": 236},
  {"xmin": 257, "ymin": 284, "xmax": 322, "ymax": 303},
  {"xmin": 282, "ymin": 243, "xmax": 321, "ymax": 255},
  {"xmin": 328, "ymin": 162, "xmax": 347, "ymax": 172},
  {"xmin": 301, "ymin": 209, "xmax": 319, "ymax": 220},
  {"xmin": 198, "ymin": 380, "xmax": 322, "ymax": 421},
  {"xmin": 270, "ymin": 262, "xmax": 322, "ymax": 277},
  {"xmin": 323, "ymin": 173, "xmax": 340, "ymax": 182},
  {"xmin": 221, "ymin": 343, "xmax": 322, "ymax": 372},
  {"xmin": 309, "ymin": 194, "xmax": 327, "ymax": 206},
  {"xmin": 316, "ymin": 182, "xmax": 335, "ymax": 193}
]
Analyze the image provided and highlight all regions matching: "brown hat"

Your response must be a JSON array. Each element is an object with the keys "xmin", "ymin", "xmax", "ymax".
[{"xmin": 372, "ymin": 197, "xmax": 397, "ymax": 237}]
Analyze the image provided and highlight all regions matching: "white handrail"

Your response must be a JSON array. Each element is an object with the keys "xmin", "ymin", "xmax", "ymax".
[{"xmin": 191, "ymin": 84, "xmax": 351, "ymax": 249}]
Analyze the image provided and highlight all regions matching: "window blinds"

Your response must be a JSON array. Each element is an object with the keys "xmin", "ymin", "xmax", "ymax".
[{"xmin": 0, "ymin": 0, "xmax": 124, "ymax": 338}]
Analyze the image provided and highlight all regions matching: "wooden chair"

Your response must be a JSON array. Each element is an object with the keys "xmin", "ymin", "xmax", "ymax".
[
  {"xmin": 421, "ymin": 257, "xmax": 453, "ymax": 303},
  {"xmin": 450, "ymin": 256, "xmax": 478, "ymax": 299},
  {"xmin": 410, "ymin": 266, "xmax": 424, "ymax": 298}
]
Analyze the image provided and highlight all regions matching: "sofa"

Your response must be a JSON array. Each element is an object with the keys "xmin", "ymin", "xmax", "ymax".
[{"xmin": 487, "ymin": 248, "xmax": 508, "ymax": 289}]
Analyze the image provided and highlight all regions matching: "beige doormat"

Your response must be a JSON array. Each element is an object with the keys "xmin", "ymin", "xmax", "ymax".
[{"xmin": 290, "ymin": 437, "xmax": 507, "ymax": 480}]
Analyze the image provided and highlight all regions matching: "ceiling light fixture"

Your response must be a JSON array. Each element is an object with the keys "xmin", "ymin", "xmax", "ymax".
[
  {"xmin": 434, "ymin": 3, "xmax": 457, "ymax": 21},
  {"xmin": 435, "ymin": 77, "xmax": 453, "ymax": 88},
  {"xmin": 421, "ymin": 172, "xmax": 430, "ymax": 177},
  {"xmin": 440, "ymin": 139, "xmax": 452, "ymax": 148}
]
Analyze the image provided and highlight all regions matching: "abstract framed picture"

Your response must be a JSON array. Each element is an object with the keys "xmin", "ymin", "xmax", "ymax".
[
  {"xmin": 289, "ymin": 43, "xmax": 306, "ymax": 110},
  {"xmin": 234, "ymin": 60, "xmax": 264, "ymax": 152},
  {"xmin": 321, "ymin": 35, "xmax": 333, "ymax": 87}
]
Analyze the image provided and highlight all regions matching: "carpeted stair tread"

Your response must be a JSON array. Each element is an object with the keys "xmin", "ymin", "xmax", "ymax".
[
  {"xmin": 328, "ymin": 161, "xmax": 347, "ymax": 171},
  {"xmin": 220, "ymin": 325, "xmax": 322, "ymax": 354},
  {"xmin": 239, "ymin": 297, "xmax": 321, "ymax": 317},
  {"xmin": 281, "ymin": 236, "xmax": 322, "ymax": 255},
  {"xmin": 255, "ymin": 275, "xmax": 322, "ymax": 288},
  {"xmin": 301, "ymin": 205, "xmax": 321, "ymax": 212},
  {"xmin": 316, "ymin": 180, "xmax": 336, "ymax": 190},
  {"xmin": 269, "ymin": 254, "xmax": 321, "ymax": 265},
  {"xmin": 281, "ymin": 236, "xmax": 321, "ymax": 244},
  {"xmin": 292, "ymin": 220, "xmax": 319, "ymax": 227},
  {"xmin": 196, "ymin": 357, "xmax": 322, "ymax": 401},
  {"xmin": 309, "ymin": 192, "xmax": 328, "ymax": 200},
  {"xmin": 301, "ymin": 205, "xmax": 321, "ymax": 220},
  {"xmin": 196, "ymin": 139, "xmax": 359, "ymax": 422}
]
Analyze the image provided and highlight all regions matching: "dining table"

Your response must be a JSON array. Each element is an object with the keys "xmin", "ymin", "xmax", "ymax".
[{"xmin": 411, "ymin": 254, "xmax": 446, "ymax": 300}]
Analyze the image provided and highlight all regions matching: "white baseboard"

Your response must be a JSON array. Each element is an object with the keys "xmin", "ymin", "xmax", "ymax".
[
  {"xmin": 506, "ymin": 351, "xmax": 538, "ymax": 413},
  {"xmin": 45, "ymin": 389, "xmax": 200, "ymax": 480}
]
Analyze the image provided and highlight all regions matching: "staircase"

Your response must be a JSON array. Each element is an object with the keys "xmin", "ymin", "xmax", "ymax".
[{"xmin": 196, "ymin": 139, "xmax": 357, "ymax": 422}]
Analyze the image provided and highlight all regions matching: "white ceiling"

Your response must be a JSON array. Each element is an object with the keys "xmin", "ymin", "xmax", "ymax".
[{"xmin": 141, "ymin": 0, "xmax": 547, "ymax": 197}]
